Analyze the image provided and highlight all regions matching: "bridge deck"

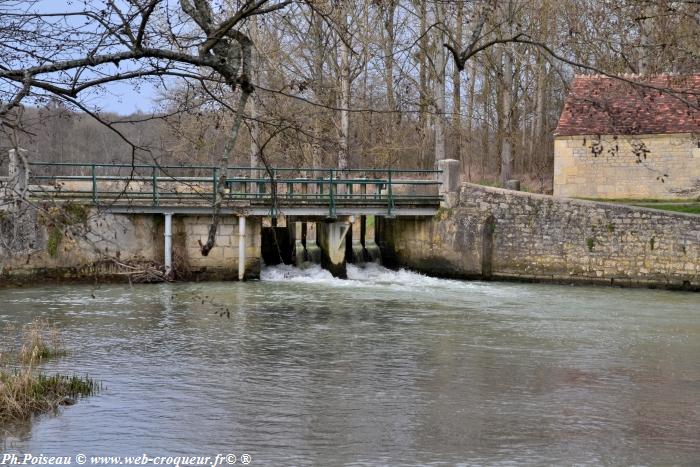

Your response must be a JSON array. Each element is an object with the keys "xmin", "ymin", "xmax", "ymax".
[{"xmin": 26, "ymin": 162, "xmax": 442, "ymax": 217}]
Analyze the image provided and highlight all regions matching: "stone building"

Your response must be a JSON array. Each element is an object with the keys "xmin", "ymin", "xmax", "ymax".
[{"xmin": 553, "ymin": 74, "xmax": 700, "ymax": 200}]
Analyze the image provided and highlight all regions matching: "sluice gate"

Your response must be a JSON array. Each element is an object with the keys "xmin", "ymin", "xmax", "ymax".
[
  {"xmin": 5, "ymin": 158, "xmax": 461, "ymax": 280},
  {"xmin": 261, "ymin": 215, "xmax": 381, "ymax": 278}
]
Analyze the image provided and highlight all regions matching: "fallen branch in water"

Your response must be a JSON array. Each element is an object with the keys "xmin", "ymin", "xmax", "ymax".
[{"xmin": 106, "ymin": 257, "xmax": 171, "ymax": 283}]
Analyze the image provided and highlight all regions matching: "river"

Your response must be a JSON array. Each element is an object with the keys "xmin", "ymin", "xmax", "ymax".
[{"xmin": 1, "ymin": 264, "xmax": 699, "ymax": 465}]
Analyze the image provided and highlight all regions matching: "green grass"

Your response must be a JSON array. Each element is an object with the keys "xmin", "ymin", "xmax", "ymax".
[
  {"xmin": 578, "ymin": 198, "xmax": 700, "ymax": 215},
  {"xmin": 0, "ymin": 319, "xmax": 98, "ymax": 423},
  {"xmin": 17, "ymin": 318, "xmax": 67, "ymax": 363},
  {"xmin": 580, "ymin": 197, "xmax": 692, "ymax": 203},
  {"xmin": 632, "ymin": 203, "xmax": 700, "ymax": 215},
  {"xmin": 0, "ymin": 371, "xmax": 97, "ymax": 422}
]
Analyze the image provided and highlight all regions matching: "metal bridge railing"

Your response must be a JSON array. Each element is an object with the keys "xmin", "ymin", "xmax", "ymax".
[{"xmin": 26, "ymin": 162, "xmax": 442, "ymax": 217}]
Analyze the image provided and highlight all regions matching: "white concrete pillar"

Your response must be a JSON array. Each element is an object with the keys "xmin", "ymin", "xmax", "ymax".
[
  {"xmin": 317, "ymin": 221, "xmax": 350, "ymax": 278},
  {"xmin": 238, "ymin": 216, "xmax": 246, "ymax": 280},
  {"xmin": 164, "ymin": 212, "xmax": 173, "ymax": 277}
]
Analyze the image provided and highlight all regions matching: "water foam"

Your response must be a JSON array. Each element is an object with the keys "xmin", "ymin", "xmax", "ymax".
[
  {"xmin": 260, "ymin": 262, "xmax": 489, "ymax": 294},
  {"xmin": 260, "ymin": 263, "xmax": 335, "ymax": 282}
]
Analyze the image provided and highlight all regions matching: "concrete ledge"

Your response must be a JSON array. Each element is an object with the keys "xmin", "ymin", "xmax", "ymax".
[{"xmin": 491, "ymin": 273, "xmax": 699, "ymax": 291}]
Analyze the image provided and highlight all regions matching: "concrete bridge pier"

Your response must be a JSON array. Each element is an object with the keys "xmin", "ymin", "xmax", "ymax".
[
  {"xmin": 238, "ymin": 216, "xmax": 246, "ymax": 280},
  {"xmin": 303, "ymin": 222, "xmax": 321, "ymax": 264},
  {"xmin": 164, "ymin": 212, "xmax": 173, "ymax": 277},
  {"xmin": 347, "ymin": 216, "xmax": 365, "ymax": 264},
  {"xmin": 291, "ymin": 219, "xmax": 304, "ymax": 267},
  {"xmin": 362, "ymin": 215, "xmax": 382, "ymax": 263},
  {"xmin": 316, "ymin": 220, "xmax": 350, "ymax": 278}
]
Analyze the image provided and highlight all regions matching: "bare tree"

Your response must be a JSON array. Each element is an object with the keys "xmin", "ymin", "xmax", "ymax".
[
  {"xmin": 0, "ymin": 0, "xmax": 291, "ymax": 256},
  {"xmin": 3, "ymin": 0, "xmax": 698, "ymax": 210}
]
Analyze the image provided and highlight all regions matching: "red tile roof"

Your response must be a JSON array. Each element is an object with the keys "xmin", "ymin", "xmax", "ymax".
[{"xmin": 554, "ymin": 74, "xmax": 700, "ymax": 136}]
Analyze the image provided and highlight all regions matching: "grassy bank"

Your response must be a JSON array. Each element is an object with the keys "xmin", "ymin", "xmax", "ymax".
[
  {"xmin": 631, "ymin": 203, "xmax": 700, "ymax": 215},
  {"xmin": 0, "ymin": 319, "xmax": 97, "ymax": 423},
  {"xmin": 579, "ymin": 198, "xmax": 700, "ymax": 215}
]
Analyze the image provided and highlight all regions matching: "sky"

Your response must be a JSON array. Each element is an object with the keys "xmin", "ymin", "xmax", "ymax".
[
  {"xmin": 29, "ymin": 0, "xmax": 162, "ymax": 115},
  {"xmin": 84, "ymin": 81, "xmax": 160, "ymax": 115}
]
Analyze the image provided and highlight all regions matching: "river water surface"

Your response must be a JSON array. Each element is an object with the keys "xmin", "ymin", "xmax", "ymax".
[{"xmin": 1, "ymin": 265, "xmax": 699, "ymax": 465}]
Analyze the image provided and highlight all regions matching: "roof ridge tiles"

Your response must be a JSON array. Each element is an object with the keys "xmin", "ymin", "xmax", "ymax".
[{"xmin": 554, "ymin": 73, "xmax": 700, "ymax": 137}]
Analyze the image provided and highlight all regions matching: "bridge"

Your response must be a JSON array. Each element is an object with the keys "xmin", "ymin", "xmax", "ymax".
[
  {"xmin": 4, "ymin": 155, "xmax": 458, "ymax": 280},
  {"xmin": 25, "ymin": 161, "xmax": 442, "ymax": 218}
]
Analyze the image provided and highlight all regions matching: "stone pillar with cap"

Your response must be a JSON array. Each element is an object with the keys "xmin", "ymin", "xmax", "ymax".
[{"xmin": 437, "ymin": 159, "xmax": 460, "ymax": 208}]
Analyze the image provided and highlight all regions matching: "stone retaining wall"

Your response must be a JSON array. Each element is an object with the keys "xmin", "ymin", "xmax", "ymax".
[
  {"xmin": 379, "ymin": 183, "xmax": 700, "ymax": 290},
  {"xmin": 0, "ymin": 208, "xmax": 261, "ymax": 283}
]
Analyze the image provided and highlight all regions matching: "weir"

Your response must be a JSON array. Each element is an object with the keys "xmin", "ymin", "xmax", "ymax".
[
  {"xmin": 2, "ymin": 156, "xmax": 456, "ymax": 282},
  {"xmin": 5, "ymin": 154, "xmax": 697, "ymax": 290},
  {"xmin": 259, "ymin": 215, "xmax": 382, "ymax": 278}
]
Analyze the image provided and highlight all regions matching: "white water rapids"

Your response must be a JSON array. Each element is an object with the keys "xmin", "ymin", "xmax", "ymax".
[{"xmin": 261, "ymin": 262, "xmax": 472, "ymax": 291}]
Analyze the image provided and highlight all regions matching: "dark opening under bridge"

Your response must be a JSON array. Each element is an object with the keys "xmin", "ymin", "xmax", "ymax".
[{"xmin": 9, "ymin": 158, "xmax": 458, "ymax": 280}]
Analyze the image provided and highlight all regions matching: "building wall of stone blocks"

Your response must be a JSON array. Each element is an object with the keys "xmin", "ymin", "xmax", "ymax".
[
  {"xmin": 380, "ymin": 183, "xmax": 700, "ymax": 289},
  {"xmin": 553, "ymin": 133, "xmax": 700, "ymax": 199},
  {"xmin": 179, "ymin": 215, "xmax": 261, "ymax": 278}
]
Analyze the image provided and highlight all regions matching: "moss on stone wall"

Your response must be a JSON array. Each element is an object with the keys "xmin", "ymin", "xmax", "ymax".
[
  {"xmin": 435, "ymin": 206, "xmax": 454, "ymax": 221},
  {"xmin": 587, "ymin": 237, "xmax": 595, "ymax": 252},
  {"xmin": 47, "ymin": 227, "xmax": 62, "ymax": 257},
  {"xmin": 61, "ymin": 202, "xmax": 89, "ymax": 225},
  {"xmin": 39, "ymin": 202, "xmax": 89, "ymax": 228},
  {"xmin": 39, "ymin": 203, "xmax": 90, "ymax": 258}
]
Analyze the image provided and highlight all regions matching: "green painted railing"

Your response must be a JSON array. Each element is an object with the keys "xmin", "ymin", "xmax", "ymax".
[{"xmin": 27, "ymin": 162, "xmax": 442, "ymax": 217}]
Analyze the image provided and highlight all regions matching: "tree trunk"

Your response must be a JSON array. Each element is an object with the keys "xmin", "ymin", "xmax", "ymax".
[
  {"xmin": 432, "ymin": 1, "xmax": 446, "ymax": 165},
  {"xmin": 451, "ymin": 1, "xmax": 463, "ymax": 165},
  {"xmin": 337, "ymin": 6, "xmax": 350, "ymax": 170},
  {"xmin": 418, "ymin": 0, "xmax": 429, "ymax": 168},
  {"xmin": 465, "ymin": 61, "xmax": 476, "ymax": 181},
  {"xmin": 201, "ymin": 88, "xmax": 252, "ymax": 256},
  {"xmin": 500, "ymin": 44, "xmax": 513, "ymax": 186},
  {"xmin": 532, "ymin": 52, "xmax": 546, "ymax": 172},
  {"xmin": 382, "ymin": 1, "xmax": 396, "ymax": 114},
  {"xmin": 249, "ymin": 16, "xmax": 261, "ymax": 170},
  {"xmin": 638, "ymin": 5, "xmax": 653, "ymax": 74},
  {"xmin": 494, "ymin": 48, "xmax": 503, "ymax": 180},
  {"xmin": 310, "ymin": 10, "xmax": 325, "ymax": 168},
  {"xmin": 481, "ymin": 73, "xmax": 490, "ymax": 181}
]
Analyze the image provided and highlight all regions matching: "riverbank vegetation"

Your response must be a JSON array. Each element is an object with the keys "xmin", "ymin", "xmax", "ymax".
[
  {"xmin": 0, "ymin": 319, "xmax": 97, "ymax": 423},
  {"xmin": 631, "ymin": 203, "xmax": 700, "ymax": 215},
  {"xmin": 583, "ymin": 199, "xmax": 700, "ymax": 216}
]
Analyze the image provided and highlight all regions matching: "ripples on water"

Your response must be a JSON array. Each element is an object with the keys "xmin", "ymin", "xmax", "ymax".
[{"xmin": 1, "ymin": 264, "xmax": 699, "ymax": 465}]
